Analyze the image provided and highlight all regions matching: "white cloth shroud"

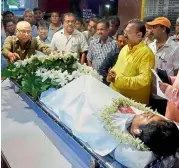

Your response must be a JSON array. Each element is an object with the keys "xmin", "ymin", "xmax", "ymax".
[{"xmin": 40, "ymin": 75, "xmax": 155, "ymax": 168}]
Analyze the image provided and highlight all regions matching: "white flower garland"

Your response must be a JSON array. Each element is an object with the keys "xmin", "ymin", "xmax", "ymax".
[
  {"xmin": 14, "ymin": 52, "xmax": 102, "ymax": 87},
  {"xmin": 14, "ymin": 52, "xmax": 79, "ymax": 67},
  {"xmin": 101, "ymin": 97, "xmax": 158, "ymax": 151},
  {"xmin": 35, "ymin": 63, "xmax": 102, "ymax": 87}
]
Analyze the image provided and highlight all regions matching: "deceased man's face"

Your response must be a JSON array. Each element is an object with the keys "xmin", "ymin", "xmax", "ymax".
[{"xmin": 130, "ymin": 113, "xmax": 165, "ymax": 135}]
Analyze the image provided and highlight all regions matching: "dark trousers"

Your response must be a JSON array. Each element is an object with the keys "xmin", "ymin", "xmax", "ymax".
[{"xmin": 149, "ymin": 98, "xmax": 167, "ymax": 116}]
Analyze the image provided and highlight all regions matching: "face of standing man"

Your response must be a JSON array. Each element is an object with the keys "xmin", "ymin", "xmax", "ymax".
[
  {"xmin": 124, "ymin": 23, "xmax": 143, "ymax": 46},
  {"xmin": 97, "ymin": 22, "xmax": 109, "ymax": 41},
  {"xmin": 63, "ymin": 14, "xmax": 76, "ymax": 34}
]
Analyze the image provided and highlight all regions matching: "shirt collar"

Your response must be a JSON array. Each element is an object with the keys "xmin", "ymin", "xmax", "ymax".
[
  {"xmin": 16, "ymin": 36, "xmax": 32, "ymax": 49},
  {"xmin": 97, "ymin": 36, "xmax": 112, "ymax": 44},
  {"xmin": 36, "ymin": 35, "xmax": 51, "ymax": 43},
  {"xmin": 112, "ymin": 31, "xmax": 118, "ymax": 40},
  {"xmin": 49, "ymin": 23, "xmax": 63, "ymax": 31},
  {"xmin": 60, "ymin": 28, "xmax": 78, "ymax": 36},
  {"xmin": 127, "ymin": 41, "xmax": 144, "ymax": 52},
  {"xmin": 32, "ymin": 25, "xmax": 36, "ymax": 30},
  {"xmin": 152, "ymin": 37, "xmax": 172, "ymax": 48}
]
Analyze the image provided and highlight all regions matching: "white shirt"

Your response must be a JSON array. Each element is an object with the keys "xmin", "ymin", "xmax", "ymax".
[
  {"xmin": 51, "ymin": 28, "xmax": 88, "ymax": 57},
  {"xmin": 82, "ymin": 31, "xmax": 98, "ymax": 45},
  {"xmin": 149, "ymin": 37, "xmax": 179, "ymax": 76},
  {"xmin": 170, "ymin": 34, "xmax": 179, "ymax": 45},
  {"xmin": 36, "ymin": 36, "xmax": 51, "ymax": 45},
  {"xmin": 149, "ymin": 37, "xmax": 179, "ymax": 99}
]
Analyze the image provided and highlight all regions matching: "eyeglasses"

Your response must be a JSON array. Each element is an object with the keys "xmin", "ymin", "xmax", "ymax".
[
  {"xmin": 17, "ymin": 29, "xmax": 32, "ymax": 35},
  {"xmin": 65, "ymin": 20, "xmax": 75, "ymax": 24},
  {"xmin": 123, "ymin": 31, "xmax": 139, "ymax": 35}
]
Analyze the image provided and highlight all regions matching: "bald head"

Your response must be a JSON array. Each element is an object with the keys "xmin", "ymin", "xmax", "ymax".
[
  {"xmin": 16, "ymin": 21, "xmax": 32, "ymax": 43},
  {"xmin": 16, "ymin": 21, "xmax": 31, "ymax": 30}
]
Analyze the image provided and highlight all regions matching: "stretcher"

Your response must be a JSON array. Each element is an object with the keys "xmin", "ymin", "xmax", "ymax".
[{"xmin": 1, "ymin": 79, "xmax": 125, "ymax": 168}]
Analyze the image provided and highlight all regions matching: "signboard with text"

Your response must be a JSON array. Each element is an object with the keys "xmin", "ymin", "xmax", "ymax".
[
  {"xmin": 144, "ymin": 0, "xmax": 179, "ymax": 31},
  {"xmin": 83, "ymin": 8, "xmax": 92, "ymax": 21}
]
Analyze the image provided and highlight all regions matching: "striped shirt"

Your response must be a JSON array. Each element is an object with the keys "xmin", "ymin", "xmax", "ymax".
[
  {"xmin": 149, "ymin": 37, "xmax": 179, "ymax": 99},
  {"xmin": 87, "ymin": 37, "xmax": 118, "ymax": 71},
  {"xmin": 149, "ymin": 37, "xmax": 179, "ymax": 76}
]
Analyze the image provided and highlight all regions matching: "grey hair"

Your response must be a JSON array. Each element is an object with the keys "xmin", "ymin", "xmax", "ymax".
[
  {"xmin": 176, "ymin": 17, "xmax": 179, "ymax": 25},
  {"xmin": 24, "ymin": 9, "xmax": 34, "ymax": 16}
]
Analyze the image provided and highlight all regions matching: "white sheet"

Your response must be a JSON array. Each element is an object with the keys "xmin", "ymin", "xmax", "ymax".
[{"xmin": 40, "ymin": 75, "xmax": 155, "ymax": 168}]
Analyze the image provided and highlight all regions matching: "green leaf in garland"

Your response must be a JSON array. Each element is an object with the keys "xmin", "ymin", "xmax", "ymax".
[{"xmin": 40, "ymin": 84, "xmax": 50, "ymax": 91}]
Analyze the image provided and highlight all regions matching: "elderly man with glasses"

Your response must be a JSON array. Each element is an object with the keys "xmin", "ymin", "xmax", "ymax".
[{"xmin": 1, "ymin": 21, "xmax": 51, "ymax": 63}]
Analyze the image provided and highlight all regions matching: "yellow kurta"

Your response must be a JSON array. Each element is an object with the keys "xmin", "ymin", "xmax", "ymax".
[{"xmin": 110, "ymin": 41, "xmax": 155, "ymax": 104}]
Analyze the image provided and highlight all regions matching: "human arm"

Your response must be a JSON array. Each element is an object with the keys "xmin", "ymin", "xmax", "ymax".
[
  {"xmin": 107, "ymin": 69, "xmax": 116, "ymax": 83},
  {"xmin": 170, "ymin": 76, "xmax": 177, "ymax": 85},
  {"xmin": 99, "ymin": 52, "xmax": 119, "ymax": 78},
  {"xmin": 87, "ymin": 60, "xmax": 92, "ymax": 67},
  {"xmin": 80, "ymin": 52, "xmax": 87, "ymax": 64},
  {"xmin": 159, "ymin": 82, "xmax": 179, "ymax": 106},
  {"xmin": 36, "ymin": 38, "xmax": 52, "ymax": 55},
  {"xmin": 111, "ymin": 51, "xmax": 155, "ymax": 90},
  {"xmin": 80, "ymin": 33, "xmax": 88, "ymax": 64},
  {"xmin": 87, "ymin": 42, "xmax": 93, "ymax": 67},
  {"xmin": 1, "ymin": 36, "xmax": 13, "ymax": 58},
  {"xmin": 1, "ymin": 36, "xmax": 20, "ymax": 63}
]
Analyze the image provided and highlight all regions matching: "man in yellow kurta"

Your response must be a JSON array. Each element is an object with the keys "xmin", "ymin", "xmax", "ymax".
[{"xmin": 107, "ymin": 19, "xmax": 155, "ymax": 104}]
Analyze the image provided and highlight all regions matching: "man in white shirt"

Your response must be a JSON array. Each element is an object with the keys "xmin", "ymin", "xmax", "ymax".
[
  {"xmin": 51, "ymin": 13, "xmax": 88, "ymax": 64},
  {"xmin": 82, "ymin": 17, "xmax": 99, "ymax": 45},
  {"xmin": 147, "ymin": 17, "xmax": 179, "ymax": 76},
  {"xmin": 146, "ymin": 17, "xmax": 179, "ymax": 115}
]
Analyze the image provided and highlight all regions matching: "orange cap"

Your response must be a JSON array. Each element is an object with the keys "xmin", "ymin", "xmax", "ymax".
[{"xmin": 146, "ymin": 17, "xmax": 171, "ymax": 29}]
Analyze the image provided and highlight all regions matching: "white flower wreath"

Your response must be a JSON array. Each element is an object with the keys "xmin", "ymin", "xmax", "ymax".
[{"xmin": 101, "ymin": 97, "xmax": 158, "ymax": 151}]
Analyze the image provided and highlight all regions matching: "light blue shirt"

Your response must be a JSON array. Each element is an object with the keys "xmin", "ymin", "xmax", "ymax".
[
  {"xmin": 36, "ymin": 36, "xmax": 51, "ymax": 45},
  {"xmin": 35, "ymin": 36, "xmax": 51, "ymax": 56},
  {"xmin": 31, "ymin": 25, "xmax": 38, "ymax": 37},
  {"xmin": 47, "ymin": 24, "xmax": 63, "ymax": 42}
]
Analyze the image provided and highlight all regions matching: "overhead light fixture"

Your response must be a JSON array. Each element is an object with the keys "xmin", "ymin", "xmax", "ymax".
[{"xmin": 105, "ymin": 4, "xmax": 110, "ymax": 8}]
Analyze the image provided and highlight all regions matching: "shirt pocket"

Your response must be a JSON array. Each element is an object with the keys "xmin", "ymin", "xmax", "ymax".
[{"xmin": 71, "ymin": 40, "xmax": 79, "ymax": 53}]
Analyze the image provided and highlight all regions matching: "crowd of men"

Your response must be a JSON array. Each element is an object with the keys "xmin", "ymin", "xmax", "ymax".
[{"xmin": 1, "ymin": 8, "xmax": 179, "ymax": 123}]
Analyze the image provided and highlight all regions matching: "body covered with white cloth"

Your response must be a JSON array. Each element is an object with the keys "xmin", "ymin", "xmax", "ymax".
[{"xmin": 40, "ymin": 75, "xmax": 179, "ymax": 168}]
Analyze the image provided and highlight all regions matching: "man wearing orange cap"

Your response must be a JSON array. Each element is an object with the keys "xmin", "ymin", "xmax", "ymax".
[{"xmin": 146, "ymin": 17, "xmax": 179, "ymax": 115}]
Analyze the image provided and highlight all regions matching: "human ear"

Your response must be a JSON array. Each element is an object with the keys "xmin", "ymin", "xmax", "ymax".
[
  {"xmin": 15, "ymin": 29, "xmax": 19, "ymax": 35},
  {"xmin": 137, "ymin": 32, "xmax": 142, "ymax": 38},
  {"xmin": 133, "ymin": 128, "xmax": 142, "ymax": 135}
]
